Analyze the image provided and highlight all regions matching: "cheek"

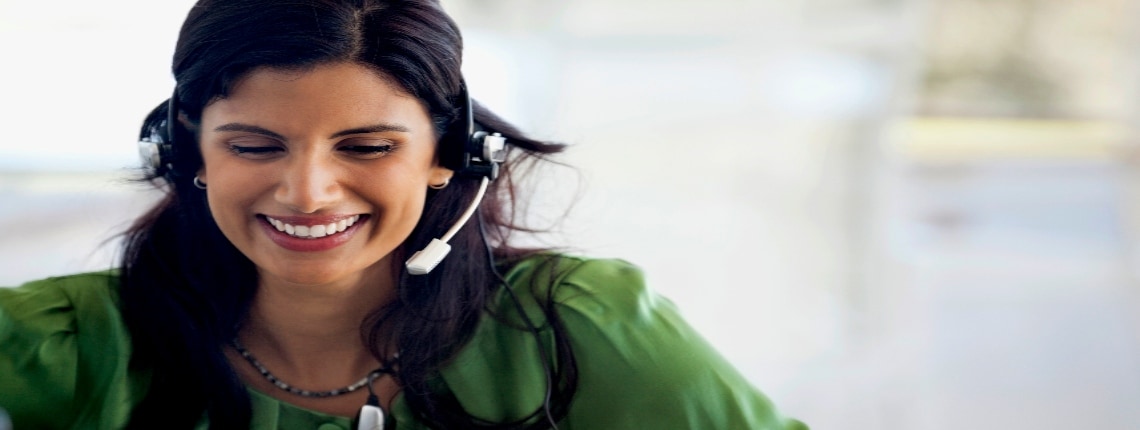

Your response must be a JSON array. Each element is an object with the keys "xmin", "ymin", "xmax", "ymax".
[
  {"xmin": 363, "ymin": 169, "xmax": 433, "ymax": 233},
  {"xmin": 374, "ymin": 172, "xmax": 429, "ymax": 217},
  {"xmin": 201, "ymin": 165, "xmax": 264, "ymax": 233},
  {"xmin": 204, "ymin": 188, "xmax": 251, "ymax": 238}
]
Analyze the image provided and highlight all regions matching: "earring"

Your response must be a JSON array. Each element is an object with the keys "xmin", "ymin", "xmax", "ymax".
[
  {"xmin": 428, "ymin": 178, "xmax": 450, "ymax": 190},
  {"xmin": 193, "ymin": 176, "xmax": 208, "ymax": 190}
]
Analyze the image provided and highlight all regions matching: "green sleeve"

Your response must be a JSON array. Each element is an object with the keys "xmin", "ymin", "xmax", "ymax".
[
  {"xmin": 0, "ymin": 272, "xmax": 142, "ymax": 430},
  {"xmin": 551, "ymin": 258, "xmax": 807, "ymax": 429}
]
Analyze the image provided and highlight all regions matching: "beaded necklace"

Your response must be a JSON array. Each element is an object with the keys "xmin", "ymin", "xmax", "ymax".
[{"xmin": 231, "ymin": 338, "xmax": 383, "ymax": 398}]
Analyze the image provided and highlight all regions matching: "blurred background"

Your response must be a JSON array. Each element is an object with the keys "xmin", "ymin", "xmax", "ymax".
[{"xmin": 3, "ymin": 0, "xmax": 1139, "ymax": 428}]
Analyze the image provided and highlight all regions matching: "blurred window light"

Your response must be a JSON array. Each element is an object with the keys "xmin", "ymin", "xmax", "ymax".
[
  {"xmin": 0, "ymin": 0, "xmax": 197, "ymax": 172},
  {"xmin": 759, "ymin": 52, "xmax": 890, "ymax": 119}
]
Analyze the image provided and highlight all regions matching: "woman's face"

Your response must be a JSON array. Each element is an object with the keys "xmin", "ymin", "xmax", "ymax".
[{"xmin": 197, "ymin": 62, "xmax": 452, "ymax": 288}]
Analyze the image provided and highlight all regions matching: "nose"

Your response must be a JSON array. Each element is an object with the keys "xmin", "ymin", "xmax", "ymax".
[{"xmin": 275, "ymin": 153, "xmax": 343, "ymax": 213}]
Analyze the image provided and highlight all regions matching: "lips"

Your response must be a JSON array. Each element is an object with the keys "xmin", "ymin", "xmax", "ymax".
[
  {"xmin": 265, "ymin": 214, "xmax": 361, "ymax": 239},
  {"xmin": 259, "ymin": 214, "xmax": 366, "ymax": 252}
]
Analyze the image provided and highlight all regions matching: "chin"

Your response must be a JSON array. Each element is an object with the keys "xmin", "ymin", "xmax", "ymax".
[
  {"xmin": 276, "ymin": 271, "xmax": 348, "ymax": 287},
  {"xmin": 256, "ymin": 255, "xmax": 394, "ymax": 289}
]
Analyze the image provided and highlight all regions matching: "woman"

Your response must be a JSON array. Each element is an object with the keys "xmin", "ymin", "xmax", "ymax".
[{"xmin": 0, "ymin": 1, "xmax": 808, "ymax": 429}]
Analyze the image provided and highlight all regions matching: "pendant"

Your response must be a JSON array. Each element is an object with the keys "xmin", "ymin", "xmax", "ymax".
[{"xmin": 355, "ymin": 403, "xmax": 385, "ymax": 430}]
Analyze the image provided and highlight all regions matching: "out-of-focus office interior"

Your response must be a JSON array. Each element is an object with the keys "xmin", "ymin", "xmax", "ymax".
[{"xmin": 3, "ymin": 0, "xmax": 1139, "ymax": 428}]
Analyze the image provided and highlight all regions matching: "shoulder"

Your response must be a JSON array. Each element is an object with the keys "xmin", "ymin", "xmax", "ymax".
[
  {"xmin": 501, "ymin": 253, "xmax": 649, "ymax": 312},
  {"xmin": 1, "ymin": 270, "xmax": 121, "ymax": 321},
  {"xmin": 0, "ymin": 271, "xmax": 125, "ymax": 352},
  {"xmin": 497, "ymin": 254, "xmax": 808, "ymax": 429},
  {"xmin": 0, "ymin": 271, "xmax": 140, "ymax": 429},
  {"xmin": 498, "ymin": 254, "xmax": 667, "ymax": 346},
  {"xmin": 502, "ymin": 253, "xmax": 690, "ymax": 345}
]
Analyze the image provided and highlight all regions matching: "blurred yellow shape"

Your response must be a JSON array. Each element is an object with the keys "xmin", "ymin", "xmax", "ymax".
[{"xmin": 888, "ymin": 116, "xmax": 1132, "ymax": 162}]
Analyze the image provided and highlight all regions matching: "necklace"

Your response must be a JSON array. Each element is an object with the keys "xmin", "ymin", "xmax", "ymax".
[{"xmin": 231, "ymin": 338, "xmax": 382, "ymax": 398}]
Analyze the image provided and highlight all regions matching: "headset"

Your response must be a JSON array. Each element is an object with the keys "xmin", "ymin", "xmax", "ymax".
[
  {"xmin": 404, "ymin": 82, "xmax": 507, "ymax": 275},
  {"xmin": 138, "ymin": 84, "xmax": 506, "ymax": 275}
]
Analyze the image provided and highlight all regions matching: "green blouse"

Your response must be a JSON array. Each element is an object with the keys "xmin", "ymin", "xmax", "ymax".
[{"xmin": 0, "ymin": 255, "xmax": 807, "ymax": 429}]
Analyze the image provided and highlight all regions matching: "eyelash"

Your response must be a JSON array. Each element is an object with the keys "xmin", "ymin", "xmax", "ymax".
[
  {"xmin": 340, "ymin": 144, "xmax": 394, "ymax": 155},
  {"xmin": 227, "ymin": 145, "xmax": 282, "ymax": 160},
  {"xmin": 229, "ymin": 145, "xmax": 280, "ymax": 155}
]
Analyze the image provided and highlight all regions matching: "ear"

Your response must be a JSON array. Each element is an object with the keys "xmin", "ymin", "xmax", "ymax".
[{"xmin": 429, "ymin": 167, "xmax": 453, "ymax": 187}]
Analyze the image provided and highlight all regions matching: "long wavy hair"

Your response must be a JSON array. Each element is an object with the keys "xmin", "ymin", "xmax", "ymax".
[{"xmin": 118, "ymin": 1, "xmax": 577, "ymax": 428}]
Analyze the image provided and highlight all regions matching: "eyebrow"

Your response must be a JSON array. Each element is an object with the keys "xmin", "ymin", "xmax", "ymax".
[
  {"xmin": 330, "ymin": 124, "xmax": 410, "ymax": 138},
  {"xmin": 213, "ymin": 123, "xmax": 410, "ymax": 139}
]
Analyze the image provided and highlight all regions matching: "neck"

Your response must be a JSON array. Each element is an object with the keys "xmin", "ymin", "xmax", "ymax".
[{"xmin": 238, "ymin": 259, "xmax": 398, "ymax": 385}]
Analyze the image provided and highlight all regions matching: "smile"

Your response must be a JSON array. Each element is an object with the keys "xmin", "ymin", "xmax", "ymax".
[{"xmin": 265, "ymin": 215, "xmax": 361, "ymax": 239}]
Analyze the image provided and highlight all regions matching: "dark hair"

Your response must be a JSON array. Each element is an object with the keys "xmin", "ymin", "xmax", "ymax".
[{"xmin": 119, "ymin": 1, "xmax": 576, "ymax": 428}]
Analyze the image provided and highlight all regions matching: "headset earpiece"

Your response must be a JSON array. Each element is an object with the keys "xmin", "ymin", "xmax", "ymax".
[
  {"xmin": 465, "ymin": 130, "xmax": 506, "ymax": 179},
  {"xmin": 455, "ymin": 82, "xmax": 507, "ymax": 180},
  {"xmin": 137, "ymin": 91, "xmax": 178, "ymax": 178},
  {"xmin": 137, "ymin": 137, "xmax": 164, "ymax": 172}
]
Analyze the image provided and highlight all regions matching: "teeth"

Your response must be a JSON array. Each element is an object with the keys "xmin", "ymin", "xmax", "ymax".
[
  {"xmin": 265, "ymin": 215, "xmax": 360, "ymax": 239},
  {"xmin": 310, "ymin": 225, "xmax": 326, "ymax": 238}
]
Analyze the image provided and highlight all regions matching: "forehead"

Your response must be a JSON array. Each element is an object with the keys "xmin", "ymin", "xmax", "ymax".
[{"xmin": 200, "ymin": 62, "xmax": 429, "ymax": 131}]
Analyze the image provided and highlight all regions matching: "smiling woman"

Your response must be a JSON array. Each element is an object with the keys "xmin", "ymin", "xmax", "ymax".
[{"xmin": 0, "ymin": 1, "xmax": 807, "ymax": 429}]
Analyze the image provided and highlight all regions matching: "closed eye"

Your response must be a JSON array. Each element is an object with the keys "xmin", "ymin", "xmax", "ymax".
[{"xmin": 339, "ymin": 143, "xmax": 395, "ymax": 158}]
